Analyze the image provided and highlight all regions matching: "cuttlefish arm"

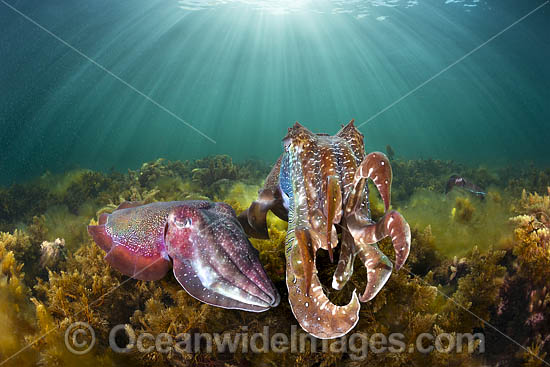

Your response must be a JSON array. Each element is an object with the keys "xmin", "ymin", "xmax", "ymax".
[
  {"xmin": 287, "ymin": 226, "xmax": 360, "ymax": 339},
  {"xmin": 166, "ymin": 202, "xmax": 280, "ymax": 311},
  {"xmin": 238, "ymin": 156, "xmax": 288, "ymax": 239},
  {"xmin": 345, "ymin": 152, "xmax": 392, "ymax": 214},
  {"xmin": 88, "ymin": 200, "xmax": 279, "ymax": 312},
  {"xmin": 348, "ymin": 211, "xmax": 410, "ymax": 301},
  {"xmin": 344, "ymin": 152, "xmax": 411, "ymax": 301}
]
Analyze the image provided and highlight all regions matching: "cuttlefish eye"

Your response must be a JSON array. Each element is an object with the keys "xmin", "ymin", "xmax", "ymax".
[
  {"xmin": 174, "ymin": 217, "xmax": 192, "ymax": 229},
  {"xmin": 283, "ymin": 137, "xmax": 291, "ymax": 150}
]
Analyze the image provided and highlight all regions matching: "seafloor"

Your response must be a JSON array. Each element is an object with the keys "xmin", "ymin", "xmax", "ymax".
[{"xmin": 0, "ymin": 153, "xmax": 549, "ymax": 366}]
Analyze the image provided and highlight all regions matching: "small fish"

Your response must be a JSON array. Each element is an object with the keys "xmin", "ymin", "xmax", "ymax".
[{"xmin": 445, "ymin": 175, "xmax": 486, "ymax": 199}]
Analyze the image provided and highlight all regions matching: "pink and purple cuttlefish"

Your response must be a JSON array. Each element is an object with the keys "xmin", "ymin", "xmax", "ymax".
[
  {"xmin": 88, "ymin": 200, "xmax": 280, "ymax": 312},
  {"xmin": 239, "ymin": 120, "xmax": 411, "ymax": 339}
]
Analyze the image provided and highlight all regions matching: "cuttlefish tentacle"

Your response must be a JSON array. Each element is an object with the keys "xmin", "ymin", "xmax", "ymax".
[
  {"xmin": 332, "ymin": 217, "xmax": 357, "ymax": 291},
  {"xmin": 324, "ymin": 175, "xmax": 342, "ymax": 262}
]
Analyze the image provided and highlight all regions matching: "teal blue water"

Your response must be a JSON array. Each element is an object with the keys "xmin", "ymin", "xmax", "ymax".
[{"xmin": 1, "ymin": 0, "xmax": 549, "ymax": 184}]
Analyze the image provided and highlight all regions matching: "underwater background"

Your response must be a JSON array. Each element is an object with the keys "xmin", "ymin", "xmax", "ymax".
[
  {"xmin": 1, "ymin": 0, "xmax": 549, "ymax": 185},
  {"xmin": 1, "ymin": 0, "xmax": 550, "ymax": 366}
]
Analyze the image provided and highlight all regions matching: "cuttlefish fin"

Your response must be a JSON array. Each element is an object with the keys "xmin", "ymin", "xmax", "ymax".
[
  {"xmin": 87, "ymin": 223, "xmax": 172, "ymax": 281},
  {"xmin": 115, "ymin": 201, "xmax": 145, "ymax": 211},
  {"xmin": 104, "ymin": 244, "xmax": 172, "ymax": 281},
  {"xmin": 87, "ymin": 222, "xmax": 112, "ymax": 252},
  {"xmin": 98, "ymin": 213, "xmax": 109, "ymax": 226},
  {"xmin": 325, "ymin": 175, "xmax": 342, "ymax": 263},
  {"xmin": 172, "ymin": 258, "xmax": 273, "ymax": 312}
]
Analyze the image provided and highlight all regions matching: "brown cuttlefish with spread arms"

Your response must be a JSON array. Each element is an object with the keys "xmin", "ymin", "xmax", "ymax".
[{"xmin": 239, "ymin": 120, "xmax": 411, "ymax": 339}]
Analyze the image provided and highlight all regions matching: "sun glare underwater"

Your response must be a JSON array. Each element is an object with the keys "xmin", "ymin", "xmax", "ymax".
[{"xmin": 0, "ymin": 0, "xmax": 549, "ymax": 366}]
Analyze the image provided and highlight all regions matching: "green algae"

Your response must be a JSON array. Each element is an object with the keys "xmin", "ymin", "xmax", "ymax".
[
  {"xmin": 0, "ymin": 156, "xmax": 549, "ymax": 366},
  {"xmin": 400, "ymin": 188, "xmax": 512, "ymax": 257}
]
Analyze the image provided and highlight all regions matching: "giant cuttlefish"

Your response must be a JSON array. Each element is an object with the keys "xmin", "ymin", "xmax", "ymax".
[
  {"xmin": 88, "ymin": 200, "xmax": 280, "ymax": 312},
  {"xmin": 239, "ymin": 121, "xmax": 411, "ymax": 339},
  {"xmin": 445, "ymin": 174, "xmax": 487, "ymax": 199}
]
